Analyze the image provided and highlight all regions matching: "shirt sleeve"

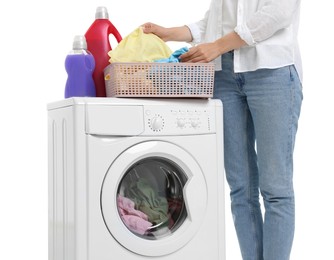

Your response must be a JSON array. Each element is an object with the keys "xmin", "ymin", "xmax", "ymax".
[
  {"xmin": 235, "ymin": 0, "xmax": 301, "ymax": 45},
  {"xmin": 186, "ymin": 23, "xmax": 202, "ymax": 44},
  {"xmin": 186, "ymin": 9, "xmax": 211, "ymax": 44}
]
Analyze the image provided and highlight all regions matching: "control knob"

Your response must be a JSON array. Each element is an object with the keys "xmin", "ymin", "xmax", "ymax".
[{"xmin": 150, "ymin": 116, "xmax": 164, "ymax": 131}]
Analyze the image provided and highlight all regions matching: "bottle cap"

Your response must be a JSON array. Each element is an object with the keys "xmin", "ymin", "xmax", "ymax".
[
  {"xmin": 95, "ymin": 6, "xmax": 109, "ymax": 19},
  {"xmin": 72, "ymin": 35, "xmax": 87, "ymax": 50}
]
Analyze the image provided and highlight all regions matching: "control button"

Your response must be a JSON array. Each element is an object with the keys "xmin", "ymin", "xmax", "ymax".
[
  {"xmin": 151, "ymin": 116, "xmax": 164, "ymax": 131},
  {"xmin": 145, "ymin": 110, "xmax": 151, "ymax": 116},
  {"xmin": 177, "ymin": 119, "xmax": 186, "ymax": 128},
  {"xmin": 191, "ymin": 121, "xmax": 199, "ymax": 128}
]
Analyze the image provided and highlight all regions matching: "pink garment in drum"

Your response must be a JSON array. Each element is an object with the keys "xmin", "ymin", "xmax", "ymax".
[{"xmin": 117, "ymin": 195, "xmax": 152, "ymax": 235}]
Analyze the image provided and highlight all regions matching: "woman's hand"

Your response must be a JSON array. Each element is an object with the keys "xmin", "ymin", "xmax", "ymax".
[
  {"xmin": 180, "ymin": 42, "xmax": 221, "ymax": 63},
  {"xmin": 142, "ymin": 22, "xmax": 193, "ymax": 42},
  {"xmin": 142, "ymin": 22, "xmax": 171, "ymax": 42},
  {"xmin": 180, "ymin": 31, "xmax": 247, "ymax": 63}
]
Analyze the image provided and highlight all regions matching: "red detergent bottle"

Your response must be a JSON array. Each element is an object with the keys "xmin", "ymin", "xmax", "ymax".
[{"xmin": 85, "ymin": 6, "xmax": 122, "ymax": 97}]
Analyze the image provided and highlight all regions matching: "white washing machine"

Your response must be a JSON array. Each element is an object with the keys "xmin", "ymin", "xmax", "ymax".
[{"xmin": 47, "ymin": 97, "xmax": 225, "ymax": 260}]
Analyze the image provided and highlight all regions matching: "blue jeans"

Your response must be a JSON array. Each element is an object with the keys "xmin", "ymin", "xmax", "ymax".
[{"xmin": 214, "ymin": 52, "xmax": 303, "ymax": 260}]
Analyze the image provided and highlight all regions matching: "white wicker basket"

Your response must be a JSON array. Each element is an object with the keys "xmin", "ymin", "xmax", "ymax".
[{"xmin": 104, "ymin": 62, "xmax": 215, "ymax": 98}]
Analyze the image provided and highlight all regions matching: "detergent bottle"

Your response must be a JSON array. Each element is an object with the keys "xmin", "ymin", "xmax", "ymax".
[
  {"xmin": 64, "ymin": 35, "xmax": 96, "ymax": 98},
  {"xmin": 85, "ymin": 6, "xmax": 122, "ymax": 97}
]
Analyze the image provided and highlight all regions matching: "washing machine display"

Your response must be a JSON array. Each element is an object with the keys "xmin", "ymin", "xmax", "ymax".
[{"xmin": 116, "ymin": 157, "xmax": 188, "ymax": 239}]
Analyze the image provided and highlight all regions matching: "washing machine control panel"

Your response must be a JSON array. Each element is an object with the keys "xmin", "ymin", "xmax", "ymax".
[{"xmin": 144, "ymin": 105, "xmax": 216, "ymax": 135}]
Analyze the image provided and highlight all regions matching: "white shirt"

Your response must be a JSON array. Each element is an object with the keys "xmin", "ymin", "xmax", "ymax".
[
  {"xmin": 187, "ymin": 0, "xmax": 302, "ymax": 82},
  {"xmin": 221, "ymin": 0, "xmax": 237, "ymax": 35}
]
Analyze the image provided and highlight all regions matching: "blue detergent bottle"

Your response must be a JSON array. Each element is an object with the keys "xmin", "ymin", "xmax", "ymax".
[{"xmin": 64, "ymin": 35, "xmax": 96, "ymax": 98}]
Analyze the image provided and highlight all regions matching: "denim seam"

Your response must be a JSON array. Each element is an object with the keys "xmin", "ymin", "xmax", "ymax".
[
  {"xmin": 286, "ymin": 66, "xmax": 295, "ymax": 196},
  {"xmin": 235, "ymin": 72, "xmax": 245, "ymax": 92},
  {"xmin": 246, "ymin": 111, "xmax": 261, "ymax": 260}
]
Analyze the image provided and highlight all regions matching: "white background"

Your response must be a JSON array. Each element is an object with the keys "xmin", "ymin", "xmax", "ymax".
[{"xmin": 0, "ymin": 0, "xmax": 333, "ymax": 259}]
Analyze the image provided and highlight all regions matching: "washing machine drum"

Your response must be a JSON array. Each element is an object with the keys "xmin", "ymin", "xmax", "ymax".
[
  {"xmin": 100, "ymin": 141, "xmax": 208, "ymax": 256},
  {"xmin": 117, "ymin": 157, "xmax": 188, "ymax": 239}
]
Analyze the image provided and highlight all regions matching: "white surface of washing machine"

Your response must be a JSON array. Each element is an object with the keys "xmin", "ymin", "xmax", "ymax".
[{"xmin": 47, "ymin": 97, "xmax": 225, "ymax": 260}]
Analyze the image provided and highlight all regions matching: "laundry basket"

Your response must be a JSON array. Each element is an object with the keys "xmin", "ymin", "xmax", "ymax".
[{"xmin": 104, "ymin": 62, "xmax": 215, "ymax": 98}]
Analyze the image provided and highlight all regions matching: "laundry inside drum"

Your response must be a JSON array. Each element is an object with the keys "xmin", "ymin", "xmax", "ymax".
[{"xmin": 116, "ymin": 157, "xmax": 188, "ymax": 239}]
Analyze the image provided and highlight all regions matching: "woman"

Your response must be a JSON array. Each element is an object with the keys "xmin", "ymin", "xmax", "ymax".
[{"xmin": 143, "ymin": 0, "xmax": 303, "ymax": 259}]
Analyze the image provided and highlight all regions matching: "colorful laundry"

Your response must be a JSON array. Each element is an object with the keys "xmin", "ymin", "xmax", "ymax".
[
  {"xmin": 117, "ymin": 195, "xmax": 152, "ymax": 235},
  {"xmin": 154, "ymin": 47, "xmax": 189, "ymax": 63},
  {"xmin": 123, "ymin": 178, "xmax": 169, "ymax": 226}
]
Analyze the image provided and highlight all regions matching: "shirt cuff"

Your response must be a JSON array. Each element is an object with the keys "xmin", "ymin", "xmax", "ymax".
[
  {"xmin": 234, "ymin": 24, "xmax": 256, "ymax": 46},
  {"xmin": 186, "ymin": 23, "xmax": 202, "ymax": 44}
]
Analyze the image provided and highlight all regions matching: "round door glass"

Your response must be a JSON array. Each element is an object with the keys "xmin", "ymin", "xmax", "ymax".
[{"xmin": 117, "ymin": 157, "xmax": 188, "ymax": 240}]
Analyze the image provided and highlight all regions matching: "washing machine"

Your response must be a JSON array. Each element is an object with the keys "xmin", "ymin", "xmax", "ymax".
[{"xmin": 47, "ymin": 97, "xmax": 225, "ymax": 260}]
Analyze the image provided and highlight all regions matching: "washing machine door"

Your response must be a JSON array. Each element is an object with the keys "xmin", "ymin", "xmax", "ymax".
[{"xmin": 101, "ymin": 141, "xmax": 208, "ymax": 256}]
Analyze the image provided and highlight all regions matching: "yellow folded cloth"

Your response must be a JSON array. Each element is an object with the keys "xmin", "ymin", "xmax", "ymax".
[{"xmin": 108, "ymin": 27, "xmax": 172, "ymax": 63}]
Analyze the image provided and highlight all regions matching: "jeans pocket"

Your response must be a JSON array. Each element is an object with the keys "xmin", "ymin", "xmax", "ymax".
[
  {"xmin": 289, "ymin": 65, "xmax": 303, "ymax": 94},
  {"xmin": 288, "ymin": 65, "xmax": 301, "ymax": 83}
]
